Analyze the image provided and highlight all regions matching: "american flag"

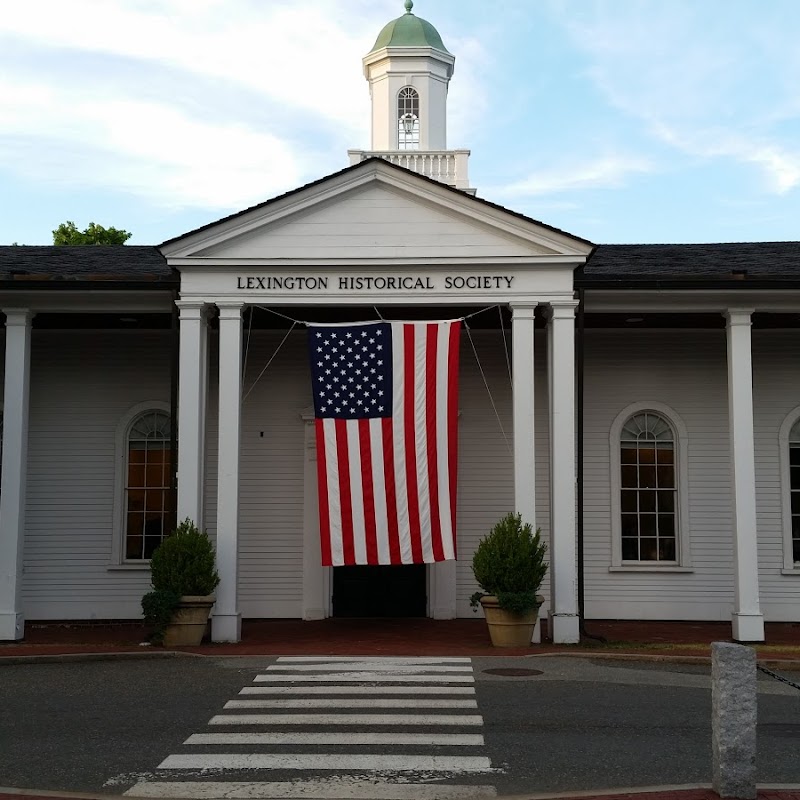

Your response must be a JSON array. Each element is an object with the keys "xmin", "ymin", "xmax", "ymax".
[{"xmin": 308, "ymin": 320, "xmax": 461, "ymax": 566}]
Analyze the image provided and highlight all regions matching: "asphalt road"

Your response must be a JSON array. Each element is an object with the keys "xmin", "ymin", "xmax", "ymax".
[{"xmin": 0, "ymin": 654, "xmax": 798, "ymax": 797}]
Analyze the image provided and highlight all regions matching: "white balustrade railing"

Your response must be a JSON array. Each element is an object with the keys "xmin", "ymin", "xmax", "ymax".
[{"xmin": 348, "ymin": 149, "xmax": 471, "ymax": 190}]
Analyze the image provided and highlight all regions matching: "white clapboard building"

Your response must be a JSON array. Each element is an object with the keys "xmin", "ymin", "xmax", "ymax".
[{"xmin": 1, "ymin": 4, "xmax": 799, "ymax": 645}]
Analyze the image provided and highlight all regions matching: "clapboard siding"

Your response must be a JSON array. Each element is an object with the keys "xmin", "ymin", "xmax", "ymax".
[
  {"xmin": 22, "ymin": 331, "xmax": 171, "ymax": 619},
  {"xmin": 582, "ymin": 329, "xmax": 737, "ymax": 621},
  {"xmin": 752, "ymin": 331, "xmax": 800, "ymax": 619},
  {"xmin": 199, "ymin": 185, "xmax": 551, "ymax": 260}
]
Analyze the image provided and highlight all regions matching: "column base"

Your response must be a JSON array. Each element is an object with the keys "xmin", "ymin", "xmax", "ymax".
[
  {"xmin": 732, "ymin": 612, "xmax": 765, "ymax": 643},
  {"xmin": 302, "ymin": 608, "xmax": 326, "ymax": 621},
  {"xmin": 211, "ymin": 612, "xmax": 242, "ymax": 643},
  {"xmin": 432, "ymin": 606, "xmax": 456, "ymax": 620},
  {"xmin": 0, "ymin": 611, "xmax": 25, "ymax": 641},
  {"xmin": 551, "ymin": 613, "xmax": 580, "ymax": 644}
]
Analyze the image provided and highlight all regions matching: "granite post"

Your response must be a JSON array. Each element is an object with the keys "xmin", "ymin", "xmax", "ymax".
[{"xmin": 712, "ymin": 641, "xmax": 757, "ymax": 799}]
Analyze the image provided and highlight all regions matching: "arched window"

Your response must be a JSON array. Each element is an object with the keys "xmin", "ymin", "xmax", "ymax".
[
  {"xmin": 610, "ymin": 403, "xmax": 691, "ymax": 569},
  {"xmin": 397, "ymin": 87, "xmax": 420, "ymax": 150},
  {"xmin": 124, "ymin": 409, "xmax": 175, "ymax": 560},
  {"xmin": 779, "ymin": 410, "xmax": 800, "ymax": 570},
  {"xmin": 619, "ymin": 412, "xmax": 677, "ymax": 562}
]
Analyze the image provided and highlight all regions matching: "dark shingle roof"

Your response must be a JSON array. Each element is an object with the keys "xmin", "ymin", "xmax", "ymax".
[
  {"xmin": 581, "ymin": 242, "xmax": 800, "ymax": 282},
  {"xmin": 0, "ymin": 246, "xmax": 173, "ymax": 284}
]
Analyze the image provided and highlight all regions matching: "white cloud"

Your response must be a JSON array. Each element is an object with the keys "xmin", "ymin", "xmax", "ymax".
[
  {"xmin": 496, "ymin": 154, "xmax": 654, "ymax": 197},
  {"xmin": 0, "ymin": 79, "xmax": 303, "ymax": 208},
  {"xmin": 549, "ymin": 0, "xmax": 800, "ymax": 195}
]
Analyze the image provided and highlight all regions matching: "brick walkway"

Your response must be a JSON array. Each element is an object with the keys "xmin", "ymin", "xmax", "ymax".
[{"xmin": 0, "ymin": 618, "xmax": 798, "ymax": 659}]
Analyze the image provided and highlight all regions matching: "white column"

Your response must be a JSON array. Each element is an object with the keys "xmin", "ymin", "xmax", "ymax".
[
  {"xmin": 176, "ymin": 301, "xmax": 209, "ymax": 528},
  {"xmin": 213, "ymin": 302, "xmax": 244, "ymax": 642},
  {"xmin": 511, "ymin": 304, "xmax": 537, "ymax": 527},
  {"xmin": 725, "ymin": 309, "xmax": 764, "ymax": 642},
  {"xmin": 301, "ymin": 410, "xmax": 327, "ymax": 620},
  {"xmin": 0, "ymin": 309, "xmax": 33, "ymax": 641},
  {"xmin": 548, "ymin": 301, "xmax": 580, "ymax": 644}
]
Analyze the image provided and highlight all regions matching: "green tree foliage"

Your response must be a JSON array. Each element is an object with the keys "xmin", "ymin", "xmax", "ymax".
[{"xmin": 52, "ymin": 220, "xmax": 132, "ymax": 245}]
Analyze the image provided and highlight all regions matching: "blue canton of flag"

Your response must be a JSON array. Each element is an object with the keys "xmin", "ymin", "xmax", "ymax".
[{"xmin": 310, "ymin": 323, "xmax": 393, "ymax": 420}]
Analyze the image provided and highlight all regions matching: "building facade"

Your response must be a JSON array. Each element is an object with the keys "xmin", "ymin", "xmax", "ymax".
[{"xmin": 1, "ymin": 5, "xmax": 799, "ymax": 644}]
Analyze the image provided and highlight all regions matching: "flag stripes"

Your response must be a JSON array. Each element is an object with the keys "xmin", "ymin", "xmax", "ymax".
[{"xmin": 311, "ymin": 321, "xmax": 460, "ymax": 566}]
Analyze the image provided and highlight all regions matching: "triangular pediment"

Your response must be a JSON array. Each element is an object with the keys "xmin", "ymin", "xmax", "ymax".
[{"xmin": 161, "ymin": 159, "xmax": 593, "ymax": 266}]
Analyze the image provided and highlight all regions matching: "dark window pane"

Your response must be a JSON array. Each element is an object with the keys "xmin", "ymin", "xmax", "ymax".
[
  {"xmin": 791, "ymin": 493, "xmax": 800, "ymax": 515},
  {"xmin": 127, "ymin": 489, "xmax": 144, "ymax": 512},
  {"xmin": 621, "ymin": 466, "xmax": 637, "ymax": 487},
  {"xmin": 145, "ymin": 491, "xmax": 164, "ymax": 512},
  {"xmin": 791, "ymin": 467, "xmax": 800, "ymax": 490},
  {"xmin": 129, "ymin": 446, "xmax": 146, "ymax": 464},
  {"xmin": 621, "ymin": 514, "xmax": 639, "ymax": 536},
  {"xmin": 639, "ymin": 491, "xmax": 656, "ymax": 512},
  {"xmin": 658, "ymin": 538, "xmax": 676, "ymax": 561},
  {"xmin": 621, "ymin": 490, "xmax": 637, "ymax": 512},
  {"xmin": 639, "ymin": 466, "xmax": 656, "ymax": 488},
  {"xmin": 656, "ymin": 445, "xmax": 674, "ymax": 464},
  {"xmin": 792, "ymin": 515, "xmax": 800, "ymax": 538},
  {"xmin": 639, "ymin": 514, "xmax": 656, "ymax": 536},
  {"xmin": 640, "ymin": 538, "xmax": 658, "ymax": 560},
  {"xmin": 128, "ymin": 464, "xmax": 145, "ymax": 488},
  {"xmin": 143, "ymin": 536, "xmax": 162, "ymax": 560},
  {"xmin": 622, "ymin": 538, "xmax": 639, "ymax": 560},
  {"xmin": 658, "ymin": 513, "xmax": 675, "ymax": 537},
  {"xmin": 790, "ymin": 446, "xmax": 800, "ymax": 467},
  {"xmin": 656, "ymin": 490, "xmax": 675, "ymax": 512},
  {"xmin": 657, "ymin": 466, "xmax": 675, "ymax": 488},
  {"xmin": 621, "ymin": 447, "xmax": 637, "ymax": 465},
  {"xmin": 639, "ymin": 447, "xmax": 656, "ymax": 464},
  {"xmin": 794, "ymin": 538, "xmax": 800, "ymax": 563},
  {"xmin": 126, "ymin": 534, "xmax": 143, "ymax": 560}
]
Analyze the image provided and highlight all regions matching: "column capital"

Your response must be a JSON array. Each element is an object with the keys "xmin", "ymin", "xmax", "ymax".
[
  {"xmin": 175, "ymin": 300, "xmax": 210, "ymax": 321},
  {"xmin": 724, "ymin": 308, "xmax": 755, "ymax": 326},
  {"xmin": 216, "ymin": 301, "xmax": 245, "ymax": 320},
  {"xmin": 546, "ymin": 299, "xmax": 579, "ymax": 322},
  {"xmin": 2, "ymin": 309, "xmax": 34, "ymax": 326},
  {"xmin": 509, "ymin": 302, "xmax": 537, "ymax": 320}
]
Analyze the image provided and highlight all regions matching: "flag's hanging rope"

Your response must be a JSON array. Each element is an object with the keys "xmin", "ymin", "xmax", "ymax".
[
  {"xmin": 499, "ymin": 305, "xmax": 513, "ymax": 389},
  {"xmin": 239, "ymin": 304, "xmax": 505, "ymax": 403},
  {"xmin": 463, "ymin": 318, "xmax": 513, "ymax": 455},
  {"xmin": 242, "ymin": 320, "xmax": 298, "ymax": 403},
  {"xmin": 242, "ymin": 306, "xmax": 254, "ymax": 385},
  {"xmin": 373, "ymin": 306, "xmax": 385, "ymax": 320}
]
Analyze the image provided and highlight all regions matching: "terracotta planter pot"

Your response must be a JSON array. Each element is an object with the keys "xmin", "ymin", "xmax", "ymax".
[
  {"xmin": 479, "ymin": 594, "xmax": 543, "ymax": 647},
  {"xmin": 162, "ymin": 595, "xmax": 215, "ymax": 647}
]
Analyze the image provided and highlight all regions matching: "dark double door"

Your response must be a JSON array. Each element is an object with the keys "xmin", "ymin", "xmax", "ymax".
[{"xmin": 332, "ymin": 564, "xmax": 427, "ymax": 617}]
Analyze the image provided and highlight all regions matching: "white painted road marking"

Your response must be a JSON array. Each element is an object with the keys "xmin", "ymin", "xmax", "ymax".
[
  {"xmin": 266, "ymin": 664, "xmax": 473, "ymax": 673},
  {"xmin": 224, "ymin": 698, "xmax": 478, "ymax": 709},
  {"xmin": 275, "ymin": 656, "xmax": 472, "ymax": 663},
  {"xmin": 124, "ymin": 780, "xmax": 497, "ymax": 799},
  {"xmin": 239, "ymin": 685, "xmax": 475, "ymax": 695},
  {"xmin": 253, "ymin": 673, "xmax": 475, "ymax": 683},
  {"xmin": 158, "ymin": 753, "xmax": 493, "ymax": 772},
  {"xmin": 185, "ymin": 732, "xmax": 485, "ymax": 746},
  {"xmin": 208, "ymin": 713, "xmax": 484, "ymax": 726}
]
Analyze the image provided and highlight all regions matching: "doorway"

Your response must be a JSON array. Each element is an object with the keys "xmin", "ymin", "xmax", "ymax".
[{"xmin": 332, "ymin": 564, "xmax": 427, "ymax": 617}]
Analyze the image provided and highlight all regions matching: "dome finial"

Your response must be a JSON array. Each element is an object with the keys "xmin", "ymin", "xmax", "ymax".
[{"xmin": 404, "ymin": 0, "xmax": 413, "ymax": 14}]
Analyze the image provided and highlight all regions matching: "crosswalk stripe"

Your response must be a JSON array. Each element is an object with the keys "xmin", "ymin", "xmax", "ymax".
[
  {"xmin": 224, "ymin": 698, "xmax": 477, "ymax": 709},
  {"xmin": 208, "ymin": 713, "xmax": 484, "ymax": 726},
  {"xmin": 266, "ymin": 664, "xmax": 473, "ymax": 673},
  {"xmin": 158, "ymin": 753, "xmax": 493, "ymax": 771},
  {"xmin": 185, "ymin": 732, "xmax": 485, "ymax": 745},
  {"xmin": 275, "ymin": 656, "xmax": 472, "ymax": 664},
  {"xmin": 239, "ymin": 685, "xmax": 475, "ymax": 695},
  {"xmin": 124, "ymin": 780, "xmax": 497, "ymax": 798},
  {"xmin": 253, "ymin": 673, "xmax": 474, "ymax": 683}
]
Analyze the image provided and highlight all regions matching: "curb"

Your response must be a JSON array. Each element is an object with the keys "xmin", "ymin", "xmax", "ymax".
[
  {"xmin": 0, "ymin": 650, "xmax": 202, "ymax": 666},
  {"xmin": 496, "ymin": 784, "xmax": 713, "ymax": 800},
  {"xmin": 0, "ymin": 789, "xmax": 123, "ymax": 800},
  {"xmin": 522, "ymin": 652, "xmax": 800, "ymax": 671}
]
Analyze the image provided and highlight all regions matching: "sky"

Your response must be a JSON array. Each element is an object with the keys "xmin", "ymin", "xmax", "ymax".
[{"xmin": 1, "ymin": 0, "xmax": 799, "ymax": 246}]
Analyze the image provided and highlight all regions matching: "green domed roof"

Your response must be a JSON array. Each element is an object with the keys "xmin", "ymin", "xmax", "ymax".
[{"xmin": 369, "ymin": 1, "xmax": 450, "ymax": 54}]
